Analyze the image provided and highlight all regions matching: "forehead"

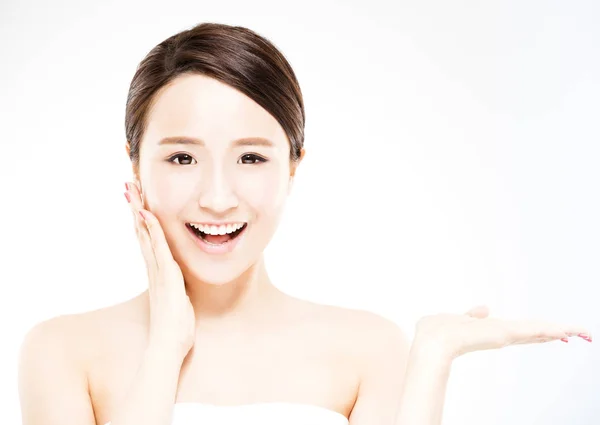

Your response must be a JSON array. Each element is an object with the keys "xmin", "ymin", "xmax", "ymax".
[{"xmin": 143, "ymin": 73, "xmax": 288, "ymax": 149}]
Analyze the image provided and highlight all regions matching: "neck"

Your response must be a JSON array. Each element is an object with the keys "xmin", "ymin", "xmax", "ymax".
[{"xmin": 181, "ymin": 255, "xmax": 283, "ymax": 325}]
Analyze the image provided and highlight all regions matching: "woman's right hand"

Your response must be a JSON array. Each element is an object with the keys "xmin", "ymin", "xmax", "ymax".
[
  {"xmin": 414, "ymin": 305, "xmax": 592, "ymax": 360},
  {"xmin": 125, "ymin": 182, "xmax": 196, "ymax": 361}
]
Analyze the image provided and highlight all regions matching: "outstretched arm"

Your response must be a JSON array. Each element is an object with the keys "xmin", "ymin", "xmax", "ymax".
[
  {"xmin": 347, "ymin": 316, "xmax": 410, "ymax": 425},
  {"xmin": 349, "ymin": 305, "xmax": 591, "ymax": 425},
  {"xmin": 346, "ymin": 317, "xmax": 451, "ymax": 425},
  {"xmin": 393, "ymin": 336, "xmax": 453, "ymax": 425},
  {"xmin": 394, "ymin": 305, "xmax": 591, "ymax": 425}
]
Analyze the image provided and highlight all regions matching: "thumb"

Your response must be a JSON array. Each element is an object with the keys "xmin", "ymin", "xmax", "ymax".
[{"xmin": 465, "ymin": 305, "xmax": 490, "ymax": 319}]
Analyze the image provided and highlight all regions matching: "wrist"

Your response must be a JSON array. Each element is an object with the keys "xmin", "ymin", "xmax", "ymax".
[
  {"xmin": 145, "ymin": 339, "xmax": 189, "ymax": 366},
  {"xmin": 410, "ymin": 333, "xmax": 458, "ymax": 363}
]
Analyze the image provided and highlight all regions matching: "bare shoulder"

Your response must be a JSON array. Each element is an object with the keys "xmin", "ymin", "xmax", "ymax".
[
  {"xmin": 18, "ymin": 296, "xmax": 146, "ymax": 425},
  {"xmin": 291, "ymin": 298, "xmax": 410, "ymax": 359},
  {"xmin": 295, "ymin": 302, "xmax": 411, "ymax": 423},
  {"xmin": 20, "ymin": 313, "xmax": 89, "ymax": 361},
  {"xmin": 23, "ymin": 294, "xmax": 145, "ymax": 351},
  {"xmin": 19, "ymin": 293, "xmax": 147, "ymax": 381},
  {"xmin": 305, "ymin": 299, "xmax": 407, "ymax": 337},
  {"xmin": 18, "ymin": 311, "xmax": 102, "ymax": 424}
]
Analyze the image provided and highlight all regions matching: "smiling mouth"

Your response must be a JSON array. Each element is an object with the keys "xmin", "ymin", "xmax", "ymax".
[{"xmin": 186, "ymin": 222, "xmax": 247, "ymax": 245}]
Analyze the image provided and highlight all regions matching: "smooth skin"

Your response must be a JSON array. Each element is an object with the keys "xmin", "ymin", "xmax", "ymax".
[
  {"xmin": 17, "ymin": 185, "xmax": 593, "ymax": 425},
  {"xmin": 18, "ymin": 74, "xmax": 592, "ymax": 425}
]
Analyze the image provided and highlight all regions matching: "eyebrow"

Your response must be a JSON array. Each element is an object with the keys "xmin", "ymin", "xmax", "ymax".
[{"xmin": 158, "ymin": 136, "xmax": 275, "ymax": 148}]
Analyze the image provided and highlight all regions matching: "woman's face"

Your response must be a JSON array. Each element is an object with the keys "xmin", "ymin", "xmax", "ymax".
[{"xmin": 133, "ymin": 73, "xmax": 301, "ymax": 285}]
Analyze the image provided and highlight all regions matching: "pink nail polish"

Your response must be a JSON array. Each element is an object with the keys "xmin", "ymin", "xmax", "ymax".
[
  {"xmin": 125, "ymin": 182, "xmax": 130, "ymax": 191},
  {"xmin": 124, "ymin": 192, "xmax": 131, "ymax": 203},
  {"xmin": 578, "ymin": 334, "xmax": 591, "ymax": 340},
  {"xmin": 139, "ymin": 210, "xmax": 147, "ymax": 220},
  {"xmin": 560, "ymin": 338, "xmax": 569, "ymax": 343}
]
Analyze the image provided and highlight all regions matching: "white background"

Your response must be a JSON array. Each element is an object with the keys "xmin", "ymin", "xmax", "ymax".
[{"xmin": 1, "ymin": 0, "xmax": 598, "ymax": 424}]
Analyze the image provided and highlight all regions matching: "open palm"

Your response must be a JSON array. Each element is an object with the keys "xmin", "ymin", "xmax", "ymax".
[{"xmin": 415, "ymin": 305, "xmax": 592, "ymax": 359}]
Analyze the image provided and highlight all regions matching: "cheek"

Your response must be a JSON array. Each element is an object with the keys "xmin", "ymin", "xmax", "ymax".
[
  {"xmin": 141, "ymin": 167, "xmax": 197, "ymax": 214},
  {"xmin": 236, "ymin": 167, "xmax": 289, "ymax": 215}
]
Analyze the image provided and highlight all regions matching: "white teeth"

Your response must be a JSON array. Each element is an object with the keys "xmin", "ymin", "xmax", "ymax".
[{"xmin": 189, "ymin": 222, "xmax": 245, "ymax": 235}]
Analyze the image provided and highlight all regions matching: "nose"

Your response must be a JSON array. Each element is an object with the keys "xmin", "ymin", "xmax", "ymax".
[{"xmin": 197, "ymin": 165, "xmax": 238, "ymax": 215}]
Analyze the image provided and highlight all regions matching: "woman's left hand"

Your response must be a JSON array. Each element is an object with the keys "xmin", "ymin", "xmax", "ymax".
[{"xmin": 413, "ymin": 305, "xmax": 592, "ymax": 360}]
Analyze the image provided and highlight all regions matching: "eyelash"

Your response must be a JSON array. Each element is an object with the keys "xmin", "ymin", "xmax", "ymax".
[
  {"xmin": 238, "ymin": 153, "xmax": 268, "ymax": 165},
  {"xmin": 168, "ymin": 153, "xmax": 196, "ymax": 165},
  {"xmin": 167, "ymin": 153, "xmax": 268, "ymax": 165}
]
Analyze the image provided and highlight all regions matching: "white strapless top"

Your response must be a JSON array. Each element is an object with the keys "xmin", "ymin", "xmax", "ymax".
[{"xmin": 105, "ymin": 402, "xmax": 349, "ymax": 425}]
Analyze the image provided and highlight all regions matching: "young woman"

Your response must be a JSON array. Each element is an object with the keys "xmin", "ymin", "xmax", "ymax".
[{"xmin": 18, "ymin": 22, "xmax": 591, "ymax": 425}]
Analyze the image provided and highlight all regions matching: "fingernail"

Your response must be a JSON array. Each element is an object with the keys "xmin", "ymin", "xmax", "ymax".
[
  {"xmin": 578, "ymin": 333, "xmax": 591, "ymax": 341},
  {"xmin": 125, "ymin": 182, "xmax": 130, "ymax": 191},
  {"xmin": 560, "ymin": 338, "xmax": 569, "ymax": 343},
  {"xmin": 139, "ymin": 210, "xmax": 147, "ymax": 220},
  {"xmin": 124, "ymin": 192, "xmax": 131, "ymax": 203}
]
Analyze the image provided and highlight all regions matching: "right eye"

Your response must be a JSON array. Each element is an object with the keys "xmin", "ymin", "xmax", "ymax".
[{"xmin": 168, "ymin": 153, "xmax": 197, "ymax": 165}]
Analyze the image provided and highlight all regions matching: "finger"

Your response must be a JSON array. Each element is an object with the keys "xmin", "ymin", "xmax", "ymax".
[
  {"xmin": 138, "ymin": 208, "xmax": 176, "ymax": 266},
  {"xmin": 125, "ymin": 185, "xmax": 141, "ymax": 239},
  {"xmin": 137, "ymin": 213, "xmax": 158, "ymax": 276},
  {"xmin": 125, "ymin": 182, "xmax": 157, "ymax": 275},
  {"xmin": 465, "ymin": 305, "xmax": 489, "ymax": 319},
  {"xmin": 504, "ymin": 320, "xmax": 591, "ymax": 344},
  {"xmin": 126, "ymin": 181, "xmax": 144, "ymax": 211},
  {"xmin": 562, "ymin": 325, "xmax": 593, "ymax": 342}
]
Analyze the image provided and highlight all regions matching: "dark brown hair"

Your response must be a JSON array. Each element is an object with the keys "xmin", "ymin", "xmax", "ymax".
[{"xmin": 125, "ymin": 22, "xmax": 305, "ymax": 165}]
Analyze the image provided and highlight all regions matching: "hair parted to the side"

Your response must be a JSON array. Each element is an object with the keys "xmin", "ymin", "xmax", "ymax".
[{"xmin": 125, "ymin": 22, "xmax": 305, "ymax": 166}]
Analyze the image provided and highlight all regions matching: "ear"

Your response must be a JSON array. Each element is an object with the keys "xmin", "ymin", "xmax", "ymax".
[
  {"xmin": 289, "ymin": 148, "xmax": 305, "ymax": 177},
  {"xmin": 288, "ymin": 148, "xmax": 305, "ymax": 194}
]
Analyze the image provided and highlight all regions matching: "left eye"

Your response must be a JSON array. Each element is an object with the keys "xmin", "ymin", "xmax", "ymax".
[
  {"xmin": 238, "ymin": 154, "xmax": 267, "ymax": 165},
  {"xmin": 169, "ymin": 153, "xmax": 197, "ymax": 165}
]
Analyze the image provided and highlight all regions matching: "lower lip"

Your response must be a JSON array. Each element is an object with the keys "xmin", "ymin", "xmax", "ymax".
[{"xmin": 186, "ymin": 224, "xmax": 247, "ymax": 255}]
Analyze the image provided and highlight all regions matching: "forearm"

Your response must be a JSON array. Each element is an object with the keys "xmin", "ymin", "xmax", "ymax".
[
  {"xmin": 395, "ymin": 337, "xmax": 454, "ymax": 425},
  {"xmin": 108, "ymin": 344, "xmax": 184, "ymax": 425}
]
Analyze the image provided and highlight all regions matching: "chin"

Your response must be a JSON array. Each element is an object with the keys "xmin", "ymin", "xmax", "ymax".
[{"xmin": 183, "ymin": 260, "xmax": 257, "ymax": 286}]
